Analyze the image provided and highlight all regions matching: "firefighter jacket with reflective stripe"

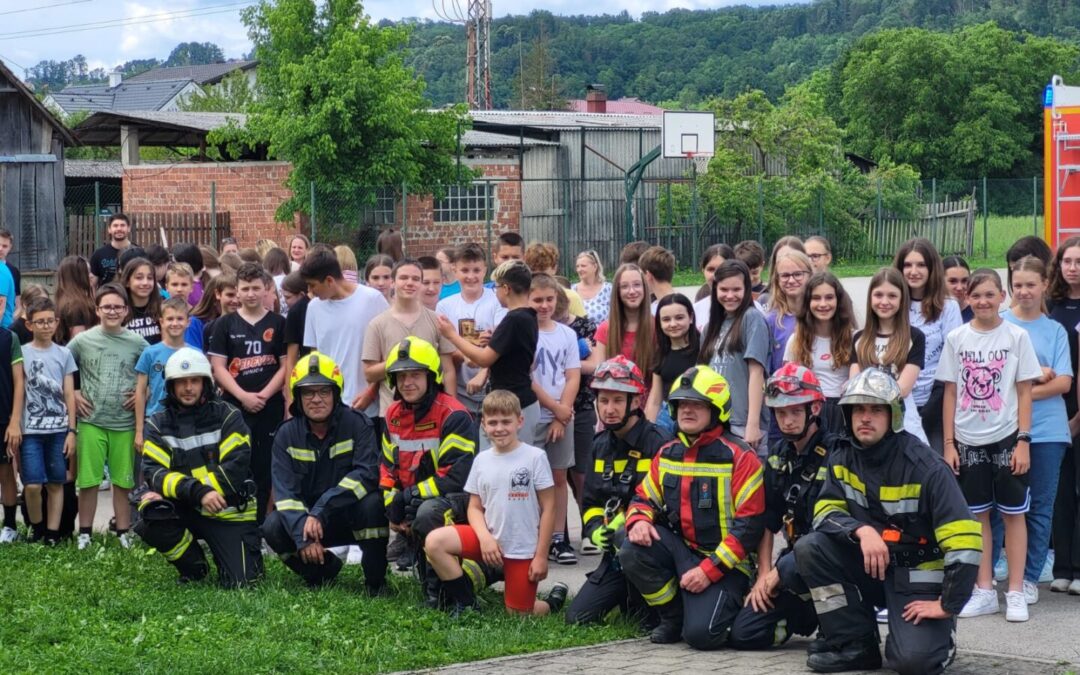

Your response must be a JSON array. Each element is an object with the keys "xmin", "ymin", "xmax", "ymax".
[
  {"xmin": 380, "ymin": 392, "xmax": 477, "ymax": 503},
  {"xmin": 143, "ymin": 399, "xmax": 255, "ymax": 523},
  {"xmin": 811, "ymin": 430, "xmax": 981, "ymax": 615},
  {"xmin": 626, "ymin": 424, "xmax": 766, "ymax": 583},
  {"xmin": 271, "ymin": 404, "xmax": 380, "ymax": 549},
  {"xmin": 581, "ymin": 418, "xmax": 672, "ymax": 543},
  {"xmin": 764, "ymin": 428, "xmax": 839, "ymax": 540}
]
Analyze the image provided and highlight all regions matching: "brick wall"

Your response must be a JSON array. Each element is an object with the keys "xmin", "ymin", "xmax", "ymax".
[
  {"xmin": 122, "ymin": 162, "xmax": 301, "ymax": 247},
  {"xmin": 122, "ymin": 159, "xmax": 524, "ymax": 256}
]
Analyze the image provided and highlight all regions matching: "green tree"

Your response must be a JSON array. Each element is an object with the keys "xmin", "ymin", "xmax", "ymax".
[
  {"xmin": 165, "ymin": 42, "xmax": 225, "ymax": 66},
  {"xmin": 214, "ymin": 0, "xmax": 468, "ymax": 221},
  {"xmin": 179, "ymin": 70, "xmax": 257, "ymax": 112},
  {"xmin": 512, "ymin": 28, "xmax": 566, "ymax": 110}
]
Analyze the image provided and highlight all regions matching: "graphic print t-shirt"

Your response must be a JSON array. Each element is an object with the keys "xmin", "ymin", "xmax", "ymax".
[
  {"xmin": 67, "ymin": 326, "xmax": 148, "ymax": 430},
  {"xmin": 209, "ymin": 311, "xmax": 286, "ymax": 407},
  {"xmin": 532, "ymin": 323, "xmax": 581, "ymax": 423},
  {"xmin": 22, "ymin": 343, "xmax": 76, "ymax": 434},
  {"xmin": 936, "ymin": 321, "xmax": 1043, "ymax": 446},
  {"xmin": 464, "ymin": 442, "xmax": 554, "ymax": 559},
  {"xmin": 125, "ymin": 303, "xmax": 162, "ymax": 345}
]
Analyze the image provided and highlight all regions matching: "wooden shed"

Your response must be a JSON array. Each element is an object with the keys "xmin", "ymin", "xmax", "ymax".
[{"xmin": 0, "ymin": 59, "xmax": 75, "ymax": 270}]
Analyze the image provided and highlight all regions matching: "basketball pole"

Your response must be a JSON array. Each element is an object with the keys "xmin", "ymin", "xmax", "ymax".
[{"xmin": 624, "ymin": 145, "xmax": 662, "ymax": 242}]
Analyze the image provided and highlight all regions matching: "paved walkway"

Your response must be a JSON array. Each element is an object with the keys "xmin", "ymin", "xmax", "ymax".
[{"xmin": 425, "ymin": 638, "xmax": 1079, "ymax": 674}]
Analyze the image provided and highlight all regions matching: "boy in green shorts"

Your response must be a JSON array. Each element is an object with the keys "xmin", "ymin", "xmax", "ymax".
[{"xmin": 68, "ymin": 283, "xmax": 149, "ymax": 549}]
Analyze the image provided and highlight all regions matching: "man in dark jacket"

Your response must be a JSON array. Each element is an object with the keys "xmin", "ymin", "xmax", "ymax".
[{"xmin": 261, "ymin": 351, "xmax": 389, "ymax": 593}]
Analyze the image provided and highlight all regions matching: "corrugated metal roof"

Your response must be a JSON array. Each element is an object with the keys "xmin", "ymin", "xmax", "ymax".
[
  {"xmin": 462, "ymin": 130, "xmax": 556, "ymax": 147},
  {"xmin": 469, "ymin": 110, "xmax": 664, "ymax": 129},
  {"xmin": 64, "ymin": 159, "xmax": 123, "ymax": 178},
  {"xmin": 125, "ymin": 60, "xmax": 257, "ymax": 85},
  {"xmin": 48, "ymin": 79, "xmax": 196, "ymax": 113}
]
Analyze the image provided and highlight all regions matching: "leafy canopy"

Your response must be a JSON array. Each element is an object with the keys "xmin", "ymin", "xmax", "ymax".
[{"xmin": 222, "ymin": 0, "xmax": 468, "ymax": 221}]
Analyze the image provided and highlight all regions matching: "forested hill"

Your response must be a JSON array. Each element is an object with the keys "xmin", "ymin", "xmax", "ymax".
[{"xmin": 399, "ymin": 0, "xmax": 1080, "ymax": 108}]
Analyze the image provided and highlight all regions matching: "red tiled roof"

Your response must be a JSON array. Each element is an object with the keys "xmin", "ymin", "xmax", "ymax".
[{"xmin": 566, "ymin": 97, "xmax": 665, "ymax": 114}]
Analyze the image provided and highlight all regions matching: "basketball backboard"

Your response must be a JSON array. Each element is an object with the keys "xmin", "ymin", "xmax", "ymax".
[{"xmin": 663, "ymin": 110, "xmax": 716, "ymax": 159}]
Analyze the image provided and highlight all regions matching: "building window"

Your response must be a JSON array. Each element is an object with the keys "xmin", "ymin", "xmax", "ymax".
[
  {"xmin": 363, "ymin": 187, "xmax": 396, "ymax": 227},
  {"xmin": 434, "ymin": 184, "xmax": 492, "ymax": 223}
]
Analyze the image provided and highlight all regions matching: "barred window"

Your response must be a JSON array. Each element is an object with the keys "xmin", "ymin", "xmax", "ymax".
[
  {"xmin": 362, "ymin": 187, "xmax": 396, "ymax": 227},
  {"xmin": 434, "ymin": 184, "xmax": 492, "ymax": 223}
]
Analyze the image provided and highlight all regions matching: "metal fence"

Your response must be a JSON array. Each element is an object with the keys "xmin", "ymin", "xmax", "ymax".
[{"xmin": 64, "ymin": 176, "xmax": 1046, "ymax": 273}]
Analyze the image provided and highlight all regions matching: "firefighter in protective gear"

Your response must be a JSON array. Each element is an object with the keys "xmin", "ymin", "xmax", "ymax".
[
  {"xmin": 565, "ymin": 357, "xmax": 672, "ymax": 626},
  {"xmin": 619, "ymin": 366, "xmax": 766, "ymax": 649},
  {"xmin": 795, "ymin": 368, "xmax": 981, "ymax": 674},
  {"xmin": 261, "ymin": 352, "xmax": 389, "ymax": 593},
  {"xmin": 379, "ymin": 338, "xmax": 488, "ymax": 605},
  {"xmin": 136, "ymin": 348, "xmax": 264, "ymax": 587},
  {"xmin": 731, "ymin": 364, "xmax": 839, "ymax": 650}
]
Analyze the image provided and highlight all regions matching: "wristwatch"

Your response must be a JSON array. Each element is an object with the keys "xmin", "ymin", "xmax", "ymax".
[
  {"xmin": 67, "ymin": 428, "xmax": 77, "ymax": 435},
  {"xmin": 1016, "ymin": 432, "xmax": 1032, "ymax": 443}
]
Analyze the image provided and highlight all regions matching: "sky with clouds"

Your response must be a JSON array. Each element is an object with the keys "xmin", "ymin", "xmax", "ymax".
[{"xmin": 0, "ymin": 0, "xmax": 809, "ymax": 75}]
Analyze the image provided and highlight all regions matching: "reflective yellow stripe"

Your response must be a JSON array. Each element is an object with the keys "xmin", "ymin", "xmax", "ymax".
[
  {"xmin": 642, "ymin": 577, "xmax": 678, "ymax": 606},
  {"xmin": 417, "ymin": 478, "xmax": 438, "ymax": 498},
  {"xmin": 715, "ymin": 542, "xmax": 739, "ymax": 568},
  {"xmin": 642, "ymin": 473, "xmax": 663, "ymax": 505},
  {"xmin": 734, "ymin": 466, "xmax": 763, "ymax": 510},
  {"xmin": 917, "ymin": 559, "xmax": 945, "ymax": 571},
  {"xmin": 880, "ymin": 484, "xmax": 922, "ymax": 501},
  {"xmin": 935, "ymin": 519, "xmax": 983, "ymax": 553},
  {"xmin": 439, "ymin": 433, "xmax": 476, "ymax": 461},
  {"xmin": 191, "ymin": 466, "xmax": 210, "ymax": 483},
  {"xmin": 383, "ymin": 488, "xmax": 398, "ymax": 507},
  {"xmin": 767, "ymin": 455, "xmax": 781, "ymax": 469},
  {"xmin": 162, "ymin": 472, "xmax": 184, "ymax": 499},
  {"xmin": 338, "ymin": 477, "xmax": 367, "ymax": 500},
  {"xmin": 275, "ymin": 499, "xmax": 307, "ymax": 511},
  {"xmin": 636, "ymin": 458, "xmax": 651, "ymax": 472},
  {"xmin": 286, "ymin": 446, "xmax": 316, "ymax": 462},
  {"xmin": 815, "ymin": 466, "xmax": 827, "ymax": 480},
  {"xmin": 381, "ymin": 434, "xmax": 395, "ymax": 463},
  {"xmin": 353, "ymin": 527, "xmax": 389, "ymax": 540},
  {"xmin": 582, "ymin": 507, "xmax": 606, "ymax": 525},
  {"xmin": 592, "ymin": 458, "xmax": 653, "ymax": 474},
  {"xmin": 329, "ymin": 440, "xmax": 353, "ymax": 458},
  {"xmin": 206, "ymin": 508, "xmax": 256, "ymax": 522},
  {"xmin": 142, "ymin": 441, "xmax": 170, "ymax": 468},
  {"xmin": 218, "ymin": 432, "xmax": 249, "ymax": 460},
  {"xmin": 162, "ymin": 530, "xmax": 193, "ymax": 561},
  {"xmin": 206, "ymin": 472, "xmax": 224, "ymax": 495},
  {"xmin": 832, "ymin": 466, "xmax": 865, "ymax": 494},
  {"xmin": 658, "ymin": 459, "xmax": 732, "ymax": 478}
]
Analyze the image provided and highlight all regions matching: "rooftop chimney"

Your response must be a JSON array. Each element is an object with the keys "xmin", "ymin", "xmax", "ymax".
[
  {"xmin": 586, "ymin": 84, "xmax": 607, "ymax": 114},
  {"xmin": 109, "ymin": 68, "xmax": 122, "ymax": 88}
]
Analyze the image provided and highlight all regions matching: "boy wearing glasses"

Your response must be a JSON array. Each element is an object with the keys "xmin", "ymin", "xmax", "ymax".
[
  {"xmin": 209, "ymin": 263, "xmax": 287, "ymax": 524},
  {"xmin": 68, "ymin": 284, "xmax": 149, "ymax": 549},
  {"xmin": 18, "ymin": 298, "xmax": 76, "ymax": 545}
]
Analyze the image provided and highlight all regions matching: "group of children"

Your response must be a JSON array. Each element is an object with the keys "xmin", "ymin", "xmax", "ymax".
[{"xmin": 1, "ymin": 220, "xmax": 1079, "ymax": 629}]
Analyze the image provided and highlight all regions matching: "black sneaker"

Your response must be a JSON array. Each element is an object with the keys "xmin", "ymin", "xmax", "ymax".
[
  {"xmin": 543, "ymin": 582, "xmax": 569, "ymax": 613},
  {"xmin": 549, "ymin": 540, "xmax": 577, "ymax": 565}
]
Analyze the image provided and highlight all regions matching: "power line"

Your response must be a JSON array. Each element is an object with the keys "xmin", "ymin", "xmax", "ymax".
[
  {"xmin": 0, "ymin": 2, "xmax": 255, "ymax": 40},
  {"xmin": 0, "ymin": 51, "xmax": 27, "ymax": 71},
  {"xmin": 0, "ymin": 1, "xmax": 93, "ymax": 18}
]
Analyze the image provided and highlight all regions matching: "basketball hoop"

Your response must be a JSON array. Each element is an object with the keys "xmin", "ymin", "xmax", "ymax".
[{"xmin": 685, "ymin": 152, "xmax": 710, "ymax": 176}]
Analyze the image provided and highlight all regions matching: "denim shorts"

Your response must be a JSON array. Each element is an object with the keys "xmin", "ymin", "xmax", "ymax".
[{"xmin": 20, "ymin": 432, "xmax": 68, "ymax": 485}]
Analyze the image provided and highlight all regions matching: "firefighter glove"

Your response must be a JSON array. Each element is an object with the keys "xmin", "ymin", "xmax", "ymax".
[{"xmin": 404, "ymin": 485, "xmax": 424, "ymax": 522}]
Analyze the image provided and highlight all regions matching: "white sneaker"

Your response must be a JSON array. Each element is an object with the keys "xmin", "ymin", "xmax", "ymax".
[
  {"xmin": 346, "ymin": 545, "xmax": 363, "ymax": 566},
  {"xmin": 875, "ymin": 608, "xmax": 888, "ymax": 624},
  {"xmin": 1070, "ymin": 579, "xmax": 1080, "ymax": 596},
  {"xmin": 1050, "ymin": 578, "xmax": 1071, "ymax": 593},
  {"xmin": 118, "ymin": 532, "xmax": 133, "ymax": 549},
  {"xmin": 327, "ymin": 545, "xmax": 349, "ymax": 561},
  {"xmin": 0, "ymin": 526, "xmax": 18, "ymax": 543},
  {"xmin": 959, "ymin": 587, "xmax": 999, "ymax": 618},
  {"xmin": 1005, "ymin": 591, "xmax": 1029, "ymax": 622},
  {"xmin": 77, "ymin": 533, "xmax": 92, "ymax": 550},
  {"xmin": 99, "ymin": 478, "xmax": 111, "ymax": 491},
  {"xmin": 580, "ymin": 540, "xmax": 600, "ymax": 556},
  {"xmin": 1023, "ymin": 580, "xmax": 1038, "ymax": 605}
]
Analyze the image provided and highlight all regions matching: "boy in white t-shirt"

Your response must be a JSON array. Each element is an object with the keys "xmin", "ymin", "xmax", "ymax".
[
  {"xmin": 424, "ymin": 390, "xmax": 569, "ymax": 616},
  {"xmin": 528, "ymin": 274, "xmax": 580, "ymax": 565}
]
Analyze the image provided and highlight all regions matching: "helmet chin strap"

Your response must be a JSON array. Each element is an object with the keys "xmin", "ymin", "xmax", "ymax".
[
  {"xmin": 600, "ymin": 395, "xmax": 642, "ymax": 432},
  {"xmin": 781, "ymin": 403, "xmax": 818, "ymax": 442}
]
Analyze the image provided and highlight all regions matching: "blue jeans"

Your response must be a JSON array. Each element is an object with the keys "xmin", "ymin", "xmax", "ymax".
[
  {"xmin": 990, "ymin": 441, "xmax": 1068, "ymax": 583},
  {"xmin": 19, "ymin": 432, "xmax": 68, "ymax": 485}
]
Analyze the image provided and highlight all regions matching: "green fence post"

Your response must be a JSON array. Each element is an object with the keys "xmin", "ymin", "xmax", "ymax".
[
  {"xmin": 757, "ymin": 176, "xmax": 764, "ymax": 243},
  {"xmin": 401, "ymin": 181, "xmax": 407, "ymax": 241},
  {"xmin": 485, "ymin": 180, "xmax": 493, "ymax": 264},
  {"xmin": 876, "ymin": 178, "xmax": 882, "ymax": 261},
  {"xmin": 982, "ymin": 177, "xmax": 988, "ymax": 259},
  {"xmin": 94, "ymin": 180, "xmax": 102, "ymax": 248},
  {"xmin": 563, "ymin": 179, "xmax": 571, "ymax": 277},
  {"xmin": 310, "ymin": 182, "xmax": 317, "ymax": 243},
  {"xmin": 931, "ymin": 178, "xmax": 938, "ymax": 245}
]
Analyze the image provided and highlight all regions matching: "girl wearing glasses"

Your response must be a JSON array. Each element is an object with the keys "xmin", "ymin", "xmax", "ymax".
[
  {"xmin": 894, "ymin": 238, "xmax": 962, "ymax": 454},
  {"xmin": 764, "ymin": 250, "xmax": 813, "ymax": 376},
  {"xmin": 572, "ymin": 250, "xmax": 611, "ymax": 325}
]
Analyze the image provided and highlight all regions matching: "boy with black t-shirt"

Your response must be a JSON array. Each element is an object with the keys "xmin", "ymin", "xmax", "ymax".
[
  {"xmin": 209, "ymin": 263, "xmax": 287, "ymax": 523},
  {"xmin": 439, "ymin": 260, "xmax": 540, "ymax": 443}
]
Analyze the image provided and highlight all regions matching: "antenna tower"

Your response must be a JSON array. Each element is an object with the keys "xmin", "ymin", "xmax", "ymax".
[{"xmin": 434, "ymin": 0, "xmax": 492, "ymax": 109}]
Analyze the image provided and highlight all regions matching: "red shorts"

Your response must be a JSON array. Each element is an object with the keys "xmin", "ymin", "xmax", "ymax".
[{"xmin": 452, "ymin": 524, "xmax": 537, "ymax": 613}]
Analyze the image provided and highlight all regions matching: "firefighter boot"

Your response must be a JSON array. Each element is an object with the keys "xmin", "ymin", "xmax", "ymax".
[
  {"xmin": 424, "ymin": 566, "xmax": 444, "ymax": 609},
  {"xmin": 807, "ymin": 635, "xmax": 882, "ymax": 673},
  {"xmin": 442, "ymin": 574, "xmax": 479, "ymax": 618},
  {"xmin": 173, "ymin": 544, "xmax": 210, "ymax": 584},
  {"xmin": 649, "ymin": 597, "xmax": 684, "ymax": 644}
]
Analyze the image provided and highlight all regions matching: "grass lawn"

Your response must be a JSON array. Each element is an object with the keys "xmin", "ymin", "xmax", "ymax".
[
  {"xmin": 0, "ymin": 539, "xmax": 635, "ymax": 673},
  {"xmin": 668, "ymin": 215, "xmax": 1039, "ymax": 286}
]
